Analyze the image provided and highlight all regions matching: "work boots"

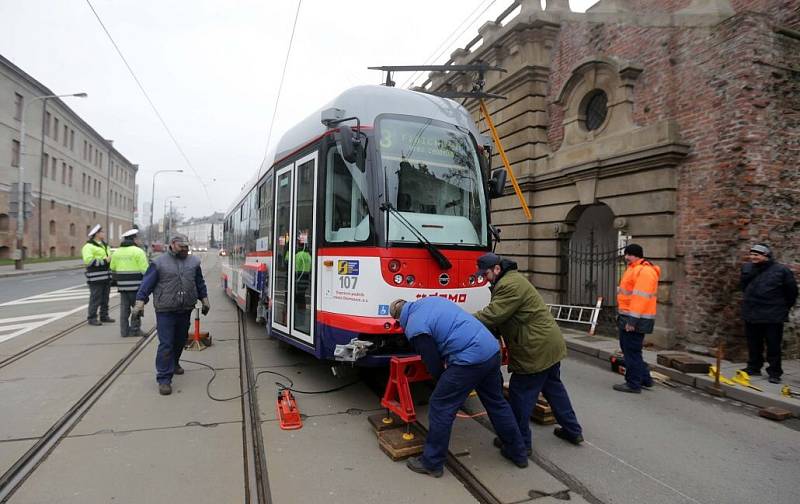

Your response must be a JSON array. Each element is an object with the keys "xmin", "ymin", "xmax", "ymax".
[
  {"xmin": 88, "ymin": 319, "xmax": 102, "ymax": 326},
  {"xmin": 174, "ymin": 365, "xmax": 184, "ymax": 375},
  {"xmin": 158, "ymin": 383, "xmax": 172, "ymax": 395},
  {"xmin": 100, "ymin": 317, "xmax": 116, "ymax": 323}
]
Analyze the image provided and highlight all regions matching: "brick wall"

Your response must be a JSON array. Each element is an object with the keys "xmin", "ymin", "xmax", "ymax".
[{"xmin": 543, "ymin": 4, "xmax": 799, "ymax": 356}]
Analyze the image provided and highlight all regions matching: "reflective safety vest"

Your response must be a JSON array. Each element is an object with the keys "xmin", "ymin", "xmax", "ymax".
[
  {"xmin": 82, "ymin": 240, "xmax": 111, "ymax": 284},
  {"xmin": 109, "ymin": 243, "xmax": 149, "ymax": 292},
  {"xmin": 295, "ymin": 249, "xmax": 312, "ymax": 273},
  {"xmin": 617, "ymin": 258, "xmax": 661, "ymax": 334}
]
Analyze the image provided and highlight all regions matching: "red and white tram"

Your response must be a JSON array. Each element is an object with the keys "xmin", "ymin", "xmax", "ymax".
[{"xmin": 221, "ymin": 85, "xmax": 506, "ymax": 365}]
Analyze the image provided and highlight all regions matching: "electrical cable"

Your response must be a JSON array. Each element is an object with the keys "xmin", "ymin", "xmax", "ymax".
[
  {"xmin": 401, "ymin": 0, "xmax": 498, "ymax": 89},
  {"xmin": 84, "ymin": 0, "xmax": 215, "ymax": 208},
  {"xmin": 261, "ymin": 0, "xmax": 304, "ymax": 167},
  {"xmin": 179, "ymin": 358, "xmax": 361, "ymax": 402}
]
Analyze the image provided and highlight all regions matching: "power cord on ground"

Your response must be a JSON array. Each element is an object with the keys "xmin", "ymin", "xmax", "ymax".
[{"xmin": 179, "ymin": 358, "xmax": 361, "ymax": 402}]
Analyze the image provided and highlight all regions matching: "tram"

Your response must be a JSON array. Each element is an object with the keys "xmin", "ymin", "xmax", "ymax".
[{"xmin": 221, "ymin": 85, "xmax": 506, "ymax": 365}]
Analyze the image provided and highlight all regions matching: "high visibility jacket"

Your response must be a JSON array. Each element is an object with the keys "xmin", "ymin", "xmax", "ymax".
[
  {"xmin": 82, "ymin": 240, "xmax": 111, "ymax": 284},
  {"xmin": 295, "ymin": 249, "xmax": 312, "ymax": 273},
  {"xmin": 617, "ymin": 258, "xmax": 661, "ymax": 334},
  {"xmin": 109, "ymin": 242, "xmax": 149, "ymax": 292}
]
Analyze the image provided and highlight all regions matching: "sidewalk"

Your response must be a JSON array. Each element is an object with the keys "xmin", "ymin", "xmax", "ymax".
[
  {"xmin": 0, "ymin": 259, "xmax": 84, "ymax": 278},
  {"xmin": 562, "ymin": 328, "xmax": 800, "ymax": 417}
]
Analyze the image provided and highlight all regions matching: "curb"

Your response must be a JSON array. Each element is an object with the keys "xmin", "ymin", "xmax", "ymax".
[
  {"xmin": 0, "ymin": 265, "xmax": 84, "ymax": 279},
  {"xmin": 564, "ymin": 335, "xmax": 800, "ymax": 418}
]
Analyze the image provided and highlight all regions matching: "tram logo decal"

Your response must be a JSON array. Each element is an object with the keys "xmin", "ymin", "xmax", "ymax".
[
  {"xmin": 416, "ymin": 292, "xmax": 467, "ymax": 303},
  {"xmin": 337, "ymin": 260, "xmax": 359, "ymax": 276}
]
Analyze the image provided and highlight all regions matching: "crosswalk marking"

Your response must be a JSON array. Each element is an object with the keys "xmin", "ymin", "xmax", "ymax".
[
  {"xmin": 0, "ymin": 305, "xmax": 87, "ymax": 344},
  {"xmin": 0, "ymin": 285, "xmax": 110, "ymax": 307}
]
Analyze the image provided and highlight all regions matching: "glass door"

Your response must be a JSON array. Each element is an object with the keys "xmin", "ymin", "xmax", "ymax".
[
  {"xmin": 290, "ymin": 152, "xmax": 317, "ymax": 344},
  {"xmin": 271, "ymin": 165, "xmax": 292, "ymax": 334}
]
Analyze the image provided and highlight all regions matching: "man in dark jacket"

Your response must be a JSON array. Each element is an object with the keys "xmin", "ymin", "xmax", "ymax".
[
  {"xmin": 741, "ymin": 243, "xmax": 797, "ymax": 384},
  {"xmin": 473, "ymin": 253, "xmax": 583, "ymax": 452},
  {"xmin": 390, "ymin": 296, "xmax": 528, "ymax": 478},
  {"xmin": 133, "ymin": 234, "xmax": 210, "ymax": 395}
]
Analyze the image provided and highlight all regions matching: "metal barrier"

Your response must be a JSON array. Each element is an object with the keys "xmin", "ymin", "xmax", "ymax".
[{"xmin": 546, "ymin": 297, "xmax": 603, "ymax": 336}]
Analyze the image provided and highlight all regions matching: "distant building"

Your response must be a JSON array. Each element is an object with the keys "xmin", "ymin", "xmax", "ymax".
[
  {"xmin": 176, "ymin": 212, "xmax": 223, "ymax": 248},
  {"xmin": 0, "ymin": 54, "xmax": 137, "ymax": 258}
]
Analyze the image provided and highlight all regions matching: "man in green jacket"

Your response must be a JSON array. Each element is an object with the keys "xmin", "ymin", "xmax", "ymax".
[
  {"xmin": 82, "ymin": 224, "xmax": 114, "ymax": 326},
  {"xmin": 474, "ymin": 253, "xmax": 583, "ymax": 453},
  {"xmin": 110, "ymin": 229, "xmax": 150, "ymax": 337}
]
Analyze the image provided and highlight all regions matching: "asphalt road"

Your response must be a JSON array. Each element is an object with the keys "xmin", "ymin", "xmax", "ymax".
[{"xmin": 0, "ymin": 268, "xmax": 86, "ymax": 304}]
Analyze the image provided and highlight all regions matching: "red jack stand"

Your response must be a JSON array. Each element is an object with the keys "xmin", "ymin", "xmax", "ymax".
[
  {"xmin": 185, "ymin": 306, "xmax": 212, "ymax": 351},
  {"xmin": 276, "ymin": 389, "xmax": 302, "ymax": 430}
]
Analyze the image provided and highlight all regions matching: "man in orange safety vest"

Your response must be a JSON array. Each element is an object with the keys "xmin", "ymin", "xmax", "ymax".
[{"xmin": 614, "ymin": 243, "xmax": 660, "ymax": 393}]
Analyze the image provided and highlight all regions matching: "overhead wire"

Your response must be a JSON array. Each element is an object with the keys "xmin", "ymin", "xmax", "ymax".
[
  {"xmin": 84, "ymin": 0, "xmax": 214, "ymax": 208},
  {"xmin": 261, "ymin": 0, "xmax": 304, "ymax": 167},
  {"xmin": 400, "ymin": 0, "xmax": 499, "ymax": 89}
]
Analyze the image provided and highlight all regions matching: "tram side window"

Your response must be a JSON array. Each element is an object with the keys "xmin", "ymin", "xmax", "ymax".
[
  {"xmin": 258, "ymin": 174, "xmax": 273, "ymax": 250},
  {"xmin": 325, "ymin": 149, "xmax": 370, "ymax": 243}
]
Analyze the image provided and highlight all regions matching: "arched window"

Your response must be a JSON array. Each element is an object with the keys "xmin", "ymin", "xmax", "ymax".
[
  {"xmin": 49, "ymin": 220, "xmax": 56, "ymax": 235},
  {"xmin": 69, "ymin": 223, "xmax": 76, "ymax": 236},
  {"xmin": 69, "ymin": 246, "xmax": 76, "ymax": 257},
  {"xmin": 0, "ymin": 213, "xmax": 9, "ymax": 232},
  {"xmin": 0, "ymin": 246, "xmax": 9, "ymax": 259},
  {"xmin": 49, "ymin": 246, "xmax": 56, "ymax": 257}
]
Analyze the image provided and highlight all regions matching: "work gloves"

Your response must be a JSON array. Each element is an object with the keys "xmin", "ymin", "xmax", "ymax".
[
  {"xmin": 201, "ymin": 297, "xmax": 211, "ymax": 316},
  {"xmin": 132, "ymin": 300, "xmax": 145, "ymax": 318}
]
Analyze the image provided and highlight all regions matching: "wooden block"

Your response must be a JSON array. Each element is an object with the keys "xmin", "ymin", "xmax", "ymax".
[
  {"xmin": 657, "ymin": 352, "xmax": 686, "ymax": 367},
  {"xmin": 670, "ymin": 356, "xmax": 710, "ymax": 374},
  {"xmin": 368, "ymin": 412, "xmax": 405, "ymax": 433},
  {"xmin": 532, "ymin": 403, "xmax": 555, "ymax": 425},
  {"xmin": 758, "ymin": 407, "xmax": 793, "ymax": 421},
  {"xmin": 377, "ymin": 424, "xmax": 426, "ymax": 460}
]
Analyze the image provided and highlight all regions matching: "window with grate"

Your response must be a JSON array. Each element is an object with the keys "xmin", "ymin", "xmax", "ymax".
[{"xmin": 583, "ymin": 90, "xmax": 608, "ymax": 131}]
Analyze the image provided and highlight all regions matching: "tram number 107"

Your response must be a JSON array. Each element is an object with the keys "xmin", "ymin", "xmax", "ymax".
[{"xmin": 338, "ymin": 276, "xmax": 359, "ymax": 289}]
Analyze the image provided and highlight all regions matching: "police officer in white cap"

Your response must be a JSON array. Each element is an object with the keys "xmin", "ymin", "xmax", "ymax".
[
  {"xmin": 81, "ymin": 224, "xmax": 114, "ymax": 326},
  {"xmin": 110, "ymin": 228, "xmax": 149, "ymax": 337}
]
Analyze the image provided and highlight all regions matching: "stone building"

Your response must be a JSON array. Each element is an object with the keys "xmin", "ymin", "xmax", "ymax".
[
  {"xmin": 0, "ymin": 54, "xmax": 137, "ymax": 260},
  {"xmin": 176, "ymin": 212, "xmax": 224, "ymax": 249},
  {"xmin": 422, "ymin": 0, "xmax": 799, "ymax": 356}
]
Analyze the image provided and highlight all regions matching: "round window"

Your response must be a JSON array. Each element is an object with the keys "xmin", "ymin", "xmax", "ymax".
[{"xmin": 583, "ymin": 90, "xmax": 608, "ymax": 131}]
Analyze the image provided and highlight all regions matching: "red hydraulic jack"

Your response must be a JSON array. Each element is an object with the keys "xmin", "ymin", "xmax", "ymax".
[
  {"xmin": 276, "ymin": 389, "xmax": 302, "ymax": 430},
  {"xmin": 379, "ymin": 355, "xmax": 431, "ymax": 441}
]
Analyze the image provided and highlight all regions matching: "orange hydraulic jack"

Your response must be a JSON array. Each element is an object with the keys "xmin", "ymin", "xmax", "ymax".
[
  {"xmin": 276, "ymin": 389, "xmax": 303, "ymax": 430},
  {"xmin": 185, "ymin": 305, "xmax": 212, "ymax": 351},
  {"xmin": 380, "ymin": 356, "xmax": 431, "ymax": 440}
]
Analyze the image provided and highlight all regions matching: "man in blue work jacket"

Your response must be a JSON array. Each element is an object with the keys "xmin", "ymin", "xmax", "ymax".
[
  {"xmin": 133, "ymin": 234, "xmax": 209, "ymax": 396},
  {"xmin": 390, "ymin": 297, "xmax": 529, "ymax": 478}
]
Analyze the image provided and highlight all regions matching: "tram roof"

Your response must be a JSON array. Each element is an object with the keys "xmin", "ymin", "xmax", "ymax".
[{"xmin": 227, "ymin": 85, "xmax": 478, "ymax": 215}]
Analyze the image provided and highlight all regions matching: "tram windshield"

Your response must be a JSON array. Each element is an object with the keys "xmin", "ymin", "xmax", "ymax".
[{"xmin": 378, "ymin": 116, "xmax": 488, "ymax": 247}]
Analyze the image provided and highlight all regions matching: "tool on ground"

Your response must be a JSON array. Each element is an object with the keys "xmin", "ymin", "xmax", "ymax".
[
  {"xmin": 732, "ymin": 370, "xmax": 763, "ymax": 392},
  {"xmin": 185, "ymin": 304, "xmax": 212, "ymax": 351},
  {"xmin": 610, "ymin": 354, "xmax": 626, "ymax": 375},
  {"xmin": 781, "ymin": 385, "xmax": 800, "ymax": 398},
  {"xmin": 381, "ymin": 355, "xmax": 432, "ymax": 441},
  {"xmin": 276, "ymin": 389, "xmax": 302, "ymax": 430},
  {"xmin": 708, "ymin": 366, "xmax": 737, "ymax": 386}
]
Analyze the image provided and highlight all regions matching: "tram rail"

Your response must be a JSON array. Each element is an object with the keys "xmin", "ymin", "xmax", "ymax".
[{"xmin": 0, "ymin": 327, "xmax": 156, "ymax": 503}]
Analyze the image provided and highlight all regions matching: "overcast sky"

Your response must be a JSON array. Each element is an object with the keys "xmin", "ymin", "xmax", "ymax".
[{"xmin": 1, "ymin": 0, "xmax": 597, "ymax": 222}]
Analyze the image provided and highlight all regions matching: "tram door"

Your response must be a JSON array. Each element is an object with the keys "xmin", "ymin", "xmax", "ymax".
[{"xmin": 271, "ymin": 152, "xmax": 317, "ymax": 345}]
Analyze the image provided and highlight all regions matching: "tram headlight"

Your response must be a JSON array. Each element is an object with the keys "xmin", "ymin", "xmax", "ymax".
[
  {"xmin": 393, "ymin": 273, "xmax": 404, "ymax": 285},
  {"xmin": 388, "ymin": 259, "xmax": 401, "ymax": 273},
  {"xmin": 468, "ymin": 275, "xmax": 477, "ymax": 285},
  {"xmin": 477, "ymin": 274, "xmax": 485, "ymax": 284},
  {"xmin": 406, "ymin": 275, "xmax": 415, "ymax": 286}
]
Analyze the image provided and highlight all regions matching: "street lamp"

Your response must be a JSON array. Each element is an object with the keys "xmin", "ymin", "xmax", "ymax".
[
  {"xmin": 163, "ymin": 196, "xmax": 181, "ymax": 241},
  {"xmin": 148, "ymin": 169, "xmax": 183, "ymax": 246},
  {"xmin": 16, "ymin": 92, "xmax": 87, "ymax": 270}
]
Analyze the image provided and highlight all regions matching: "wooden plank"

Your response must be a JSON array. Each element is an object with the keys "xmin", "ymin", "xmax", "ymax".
[
  {"xmin": 656, "ymin": 351, "xmax": 686, "ymax": 367},
  {"xmin": 670, "ymin": 356, "xmax": 710, "ymax": 374},
  {"xmin": 368, "ymin": 412, "xmax": 403, "ymax": 433},
  {"xmin": 758, "ymin": 407, "xmax": 793, "ymax": 421},
  {"xmin": 377, "ymin": 424, "xmax": 426, "ymax": 461}
]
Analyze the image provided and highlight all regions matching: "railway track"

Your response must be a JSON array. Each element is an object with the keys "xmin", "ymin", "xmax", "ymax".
[
  {"xmin": 0, "ymin": 302, "xmax": 122, "ymax": 370},
  {"xmin": 0, "ymin": 327, "xmax": 156, "ymax": 503}
]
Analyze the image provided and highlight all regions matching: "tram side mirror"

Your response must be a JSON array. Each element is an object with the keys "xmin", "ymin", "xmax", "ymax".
[
  {"xmin": 336, "ymin": 124, "xmax": 360, "ymax": 164},
  {"xmin": 488, "ymin": 168, "xmax": 507, "ymax": 199}
]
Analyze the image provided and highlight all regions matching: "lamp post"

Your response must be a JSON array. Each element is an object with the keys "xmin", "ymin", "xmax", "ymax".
[
  {"xmin": 162, "ymin": 196, "xmax": 181, "ymax": 242},
  {"xmin": 148, "ymin": 170, "xmax": 183, "ymax": 247},
  {"xmin": 17, "ymin": 92, "xmax": 87, "ymax": 270}
]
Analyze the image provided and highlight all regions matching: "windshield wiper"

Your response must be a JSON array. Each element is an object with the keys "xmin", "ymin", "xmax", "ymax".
[{"xmin": 381, "ymin": 202, "xmax": 452, "ymax": 270}]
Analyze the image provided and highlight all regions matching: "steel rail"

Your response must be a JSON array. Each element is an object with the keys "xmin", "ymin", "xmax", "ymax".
[
  {"xmin": 0, "ymin": 327, "xmax": 156, "ymax": 502},
  {"xmin": 0, "ymin": 302, "xmax": 122, "ymax": 370},
  {"xmin": 238, "ymin": 308, "xmax": 272, "ymax": 503}
]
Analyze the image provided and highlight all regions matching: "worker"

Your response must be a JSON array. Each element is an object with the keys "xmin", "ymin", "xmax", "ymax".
[
  {"xmin": 110, "ymin": 229, "xmax": 149, "ymax": 337},
  {"xmin": 390, "ymin": 297, "xmax": 528, "ymax": 478},
  {"xmin": 133, "ymin": 233, "xmax": 209, "ymax": 396},
  {"xmin": 740, "ymin": 243, "xmax": 797, "ymax": 384},
  {"xmin": 615, "ymin": 243, "xmax": 661, "ymax": 393},
  {"xmin": 82, "ymin": 224, "xmax": 114, "ymax": 326},
  {"xmin": 473, "ymin": 253, "xmax": 584, "ymax": 453}
]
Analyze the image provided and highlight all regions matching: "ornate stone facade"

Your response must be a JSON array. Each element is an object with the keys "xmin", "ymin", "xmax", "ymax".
[{"xmin": 423, "ymin": 0, "xmax": 800, "ymax": 357}]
